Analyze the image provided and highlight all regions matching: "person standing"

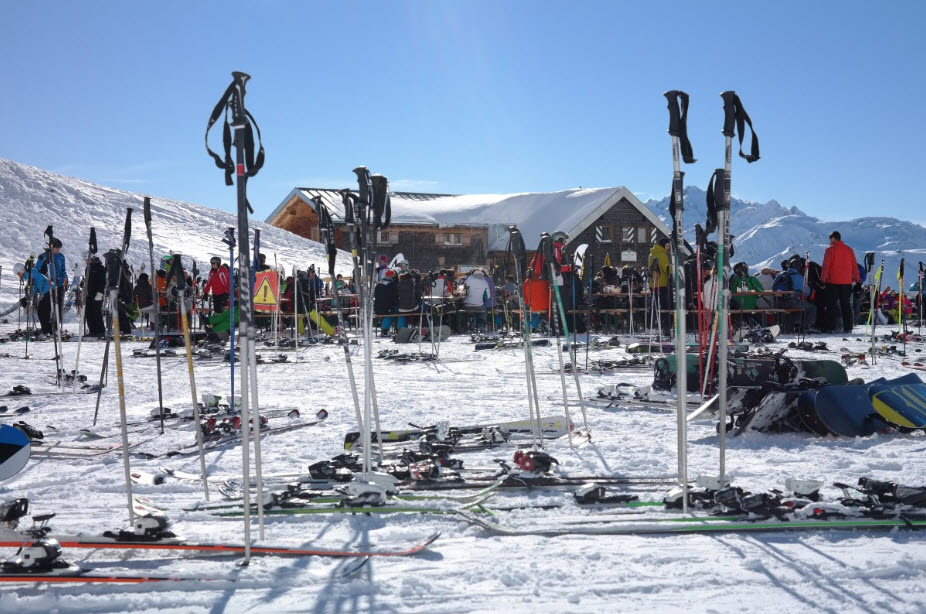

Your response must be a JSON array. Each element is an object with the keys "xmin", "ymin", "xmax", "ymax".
[
  {"xmin": 647, "ymin": 236, "xmax": 671, "ymax": 330},
  {"xmin": 203, "ymin": 256, "xmax": 231, "ymax": 314},
  {"xmin": 820, "ymin": 231, "xmax": 861, "ymax": 333},
  {"xmin": 34, "ymin": 238, "xmax": 67, "ymax": 335},
  {"xmin": 85, "ymin": 255, "xmax": 107, "ymax": 336}
]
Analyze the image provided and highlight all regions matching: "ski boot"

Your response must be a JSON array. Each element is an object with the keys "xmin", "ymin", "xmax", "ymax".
[{"xmin": 513, "ymin": 450, "xmax": 558, "ymax": 475}]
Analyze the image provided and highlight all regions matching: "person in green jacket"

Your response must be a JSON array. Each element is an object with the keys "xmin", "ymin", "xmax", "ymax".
[{"xmin": 730, "ymin": 262, "xmax": 765, "ymax": 310}]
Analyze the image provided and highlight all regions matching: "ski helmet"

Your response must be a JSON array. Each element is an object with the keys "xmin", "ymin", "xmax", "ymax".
[
  {"xmin": 552, "ymin": 231, "xmax": 568, "ymax": 243},
  {"xmin": 51, "ymin": 238, "xmax": 62, "ymax": 249},
  {"xmin": 210, "ymin": 256, "xmax": 221, "ymax": 266},
  {"xmin": 12, "ymin": 263, "xmax": 25, "ymax": 276}
]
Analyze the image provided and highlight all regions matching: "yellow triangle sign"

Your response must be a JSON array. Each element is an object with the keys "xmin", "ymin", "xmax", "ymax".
[{"xmin": 254, "ymin": 275, "xmax": 277, "ymax": 305}]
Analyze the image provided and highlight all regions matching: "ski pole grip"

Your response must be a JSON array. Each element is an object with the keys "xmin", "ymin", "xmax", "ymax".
[
  {"xmin": 664, "ymin": 90, "xmax": 682, "ymax": 136},
  {"xmin": 104, "ymin": 249, "xmax": 121, "ymax": 292},
  {"xmin": 353, "ymin": 166, "xmax": 371, "ymax": 205},
  {"xmin": 172, "ymin": 254, "xmax": 186, "ymax": 290},
  {"xmin": 123, "ymin": 208, "xmax": 133, "ymax": 254},
  {"xmin": 231, "ymin": 71, "xmax": 251, "ymax": 91},
  {"xmin": 720, "ymin": 90, "xmax": 737, "ymax": 137}
]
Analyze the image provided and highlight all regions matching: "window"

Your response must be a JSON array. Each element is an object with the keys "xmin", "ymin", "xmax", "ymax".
[
  {"xmin": 624, "ymin": 227, "xmax": 635, "ymax": 243},
  {"xmin": 380, "ymin": 231, "xmax": 390, "ymax": 242},
  {"xmin": 442, "ymin": 233, "xmax": 462, "ymax": 245},
  {"xmin": 638, "ymin": 227, "xmax": 648, "ymax": 243},
  {"xmin": 595, "ymin": 225, "xmax": 614, "ymax": 244}
]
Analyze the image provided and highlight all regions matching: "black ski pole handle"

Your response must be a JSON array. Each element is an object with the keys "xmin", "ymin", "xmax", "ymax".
[
  {"xmin": 664, "ymin": 90, "xmax": 683, "ymax": 136},
  {"xmin": 122, "ymin": 207, "xmax": 133, "ymax": 255},
  {"xmin": 222, "ymin": 227, "xmax": 236, "ymax": 249},
  {"xmin": 371, "ymin": 174, "xmax": 391, "ymax": 229},
  {"xmin": 172, "ymin": 254, "xmax": 186, "ymax": 290},
  {"xmin": 353, "ymin": 166, "xmax": 372, "ymax": 206},
  {"xmin": 143, "ymin": 197, "xmax": 152, "ymax": 227},
  {"xmin": 721, "ymin": 90, "xmax": 737, "ymax": 138},
  {"xmin": 338, "ymin": 189, "xmax": 356, "ymax": 225}
]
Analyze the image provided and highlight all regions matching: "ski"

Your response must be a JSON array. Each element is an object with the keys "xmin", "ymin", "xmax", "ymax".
[
  {"xmin": 132, "ymin": 419, "xmax": 320, "ymax": 459},
  {"xmin": 210, "ymin": 494, "xmax": 493, "ymax": 518},
  {"xmin": 343, "ymin": 415, "xmax": 571, "ymax": 450},
  {"xmin": 0, "ymin": 532, "xmax": 440, "ymax": 559},
  {"xmin": 184, "ymin": 480, "xmax": 504, "ymax": 512},
  {"xmin": 0, "ymin": 568, "xmax": 220, "ymax": 584},
  {"xmin": 457, "ymin": 510, "xmax": 926, "ymax": 536}
]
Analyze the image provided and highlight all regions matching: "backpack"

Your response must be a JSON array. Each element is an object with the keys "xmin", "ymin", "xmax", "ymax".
[{"xmin": 772, "ymin": 272, "xmax": 794, "ymax": 292}]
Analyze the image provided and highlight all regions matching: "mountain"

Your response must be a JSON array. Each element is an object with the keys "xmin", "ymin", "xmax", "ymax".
[
  {"xmin": 645, "ymin": 186, "xmax": 926, "ymax": 290},
  {"xmin": 0, "ymin": 158, "xmax": 351, "ymax": 310}
]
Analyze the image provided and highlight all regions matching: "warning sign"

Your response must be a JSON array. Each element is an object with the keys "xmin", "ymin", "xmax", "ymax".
[{"xmin": 253, "ymin": 271, "xmax": 279, "ymax": 312}]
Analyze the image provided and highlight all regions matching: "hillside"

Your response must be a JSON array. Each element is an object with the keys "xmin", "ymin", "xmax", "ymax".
[{"xmin": 0, "ymin": 158, "xmax": 351, "ymax": 309}]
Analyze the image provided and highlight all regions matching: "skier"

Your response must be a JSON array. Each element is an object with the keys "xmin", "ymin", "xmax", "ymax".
[
  {"xmin": 773, "ymin": 257, "xmax": 817, "ymax": 333},
  {"xmin": 462, "ymin": 269, "xmax": 492, "ymax": 331},
  {"xmin": 35, "ymin": 238, "xmax": 67, "ymax": 335},
  {"xmin": 820, "ymin": 231, "xmax": 861, "ymax": 333},
  {"xmin": 203, "ymin": 256, "xmax": 231, "ymax": 314},
  {"xmin": 374, "ymin": 269, "xmax": 400, "ymax": 336},
  {"xmin": 14, "ymin": 262, "xmax": 49, "ymax": 336},
  {"xmin": 133, "ymin": 272, "xmax": 154, "ymax": 329},
  {"xmin": 647, "ymin": 236, "xmax": 671, "ymax": 330},
  {"xmin": 374, "ymin": 255, "xmax": 389, "ymax": 283},
  {"xmin": 84, "ymin": 255, "xmax": 107, "ymax": 337}
]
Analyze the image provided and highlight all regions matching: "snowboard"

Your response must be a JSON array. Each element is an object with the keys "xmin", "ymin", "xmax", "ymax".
[
  {"xmin": 0, "ymin": 424, "xmax": 31, "ymax": 481},
  {"xmin": 796, "ymin": 390, "xmax": 830, "ymax": 436},
  {"xmin": 813, "ymin": 374, "xmax": 922, "ymax": 437},
  {"xmin": 794, "ymin": 360, "xmax": 848, "ymax": 385},
  {"xmin": 870, "ymin": 383, "xmax": 926, "ymax": 429}
]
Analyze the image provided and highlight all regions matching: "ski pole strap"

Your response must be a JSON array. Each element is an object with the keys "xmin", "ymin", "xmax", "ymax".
[
  {"xmin": 507, "ymin": 226, "xmax": 527, "ymax": 280},
  {"xmin": 205, "ymin": 74, "xmax": 265, "ymax": 187},
  {"xmin": 371, "ymin": 174, "xmax": 392, "ymax": 230},
  {"xmin": 104, "ymin": 250, "xmax": 122, "ymax": 292},
  {"xmin": 720, "ymin": 91, "xmax": 760, "ymax": 163},
  {"xmin": 669, "ymin": 170, "xmax": 685, "ymax": 243},
  {"xmin": 315, "ymin": 199, "xmax": 339, "ymax": 277},
  {"xmin": 537, "ymin": 233, "xmax": 558, "ymax": 280},
  {"xmin": 664, "ymin": 90, "xmax": 696, "ymax": 164},
  {"xmin": 704, "ymin": 168, "xmax": 726, "ymax": 232},
  {"xmin": 172, "ymin": 255, "xmax": 186, "ymax": 290}
]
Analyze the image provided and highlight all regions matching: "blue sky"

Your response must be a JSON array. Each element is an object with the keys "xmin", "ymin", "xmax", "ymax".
[{"xmin": 1, "ymin": 1, "xmax": 923, "ymax": 224}]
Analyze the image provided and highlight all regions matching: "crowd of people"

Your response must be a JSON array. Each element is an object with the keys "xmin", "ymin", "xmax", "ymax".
[{"xmin": 9, "ymin": 229, "xmax": 924, "ymax": 341}]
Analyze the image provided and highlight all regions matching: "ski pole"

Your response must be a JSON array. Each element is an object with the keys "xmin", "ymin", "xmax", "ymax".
[
  {"xmin": 43, "ymin": 226, "xmax": 64, "ymax": 389},
  {"xmin": 665, "ymin": 89, "xmax": 695, "ymax": 510},
  {"xmin": 142, "ymin": 199, "xmax": 166, "ymax": 434},
  {"xmin": 72, "ymin": 228, "xmax": 97, "ymax": 394},
  {"xmin": 315, "ymin": 199, "xmax": 363, "ymax": 430},
  {"xmin": 222, "ymin": 228, "xmax": 237, "ymax": 418},
  {"xmin": 716, "ymin": 90, "xmax": 760, "ymax": 486},
  {"xmin": 206, "ymin": 71, "xmax": 267, "ymax": 560}
]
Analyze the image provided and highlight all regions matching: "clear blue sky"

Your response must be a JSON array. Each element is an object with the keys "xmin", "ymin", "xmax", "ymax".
[{"xmin": 1, "ymin": 1, "xmax": 923, "ymax": 224}]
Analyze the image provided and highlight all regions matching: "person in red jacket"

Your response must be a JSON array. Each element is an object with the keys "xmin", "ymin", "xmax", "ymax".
[
  {"xmin": 203, "ymin": 256, "xmax": 231, "ymax": 314},
  {"xmin": 821, "ymin": 231, "xmax": 861, "ymax": 333}
]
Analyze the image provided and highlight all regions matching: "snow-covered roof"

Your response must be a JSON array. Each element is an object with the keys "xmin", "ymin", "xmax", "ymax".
[{"xmin": 267, "ymin": 186, "xmax": 670, "ymax": 252}]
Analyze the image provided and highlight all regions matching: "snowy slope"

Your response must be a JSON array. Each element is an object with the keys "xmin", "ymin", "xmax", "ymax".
[
  {"xmin": 647, "ymin": 187, "xmax": 926, "ymax": 286},
  {"xmin": 0, "ymin": 158, "xmax": 351, "ymax": 309}
]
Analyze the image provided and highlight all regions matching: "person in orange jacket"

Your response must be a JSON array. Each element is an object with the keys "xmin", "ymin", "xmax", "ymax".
[{"xmin": 820, "ymin": 231, "xmax": 861, "ymax": 333}]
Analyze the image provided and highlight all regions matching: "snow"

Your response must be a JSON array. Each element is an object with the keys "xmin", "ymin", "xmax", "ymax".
[{"xmin": 2, "ymin": 160, "xmax": 926, "ymax": 612}]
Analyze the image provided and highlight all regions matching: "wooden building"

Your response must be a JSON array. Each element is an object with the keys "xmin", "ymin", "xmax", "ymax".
[{"xmin": 265, "ymin": 186, "xmax": 675, "ymax": 274}]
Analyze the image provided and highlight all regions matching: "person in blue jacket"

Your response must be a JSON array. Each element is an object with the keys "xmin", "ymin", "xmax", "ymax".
[
  {"xmin": 15, "ymin": 262, "xmax": 50, "ymax": 337},
  {"xmin": 772, "ymin": 256, "xmax": 817, "ymax": 333},
  {"xmin": 34, "ymin": 238, "xmax": 67, "ymax": 335}
]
